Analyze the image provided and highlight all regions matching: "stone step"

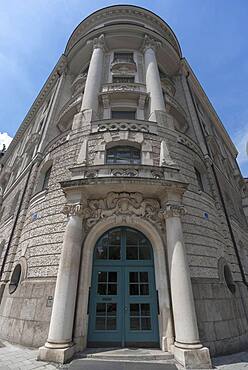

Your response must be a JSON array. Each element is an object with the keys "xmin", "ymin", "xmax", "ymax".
[
  {"xmin": 69, "ymin": 359, "xmax": 178, "ymax": 370},
  {"xmin": 82, "ymin": 348, "xmax": 174, "ymax": 362}
]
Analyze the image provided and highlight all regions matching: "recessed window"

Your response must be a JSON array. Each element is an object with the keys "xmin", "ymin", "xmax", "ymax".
[
  {"xmin": 195, "ymin": 167, "xmax": 204, "ymax": 192},
  {"xmin": 112, "ymin": 76, "xmax": 135, "ymax": 83},
  {"xmin": 223, "ymin": 264, "xmax": 236, "ymax": 294},
  {"xmin": 42, "ymin": 166, "xmax": 52, "ymax": 190},
  {"xmin": 112, "ymin": 111, "xmax": 136, "ymax": 120},
  {"xmin": 113, "ymin": 52, "xmax": 134, "ymax": 63},
  {"xmin": 9, "ymin": 264, "xmax": 22, "ymax": 294},
  {"xmin": 106, "ymin": 146, "xmax": 141, "ymax": 165}
]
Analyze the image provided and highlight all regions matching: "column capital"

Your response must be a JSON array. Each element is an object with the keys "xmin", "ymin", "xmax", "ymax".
[
  {"xmin": 62, "ymin": 202, "xmax": 90, "ymax": 219},
  {"xmin": 142, "ymin": 34, "xmax": 161, "ymax": 53},
  {"xmin": 161, "ymin": 203, "xmax": 186, "ymax": 220},
  {"xmin": 87, "ymin": 34, "xmax": 105, "ymax": 50}
]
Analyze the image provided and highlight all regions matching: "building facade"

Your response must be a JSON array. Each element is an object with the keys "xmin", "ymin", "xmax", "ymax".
[{"xmin": 0, "ymin": 5, "xmax": 248, "ymax": 369}]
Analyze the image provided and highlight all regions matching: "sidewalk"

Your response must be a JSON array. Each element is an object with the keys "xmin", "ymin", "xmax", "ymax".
[{"xmin": 1, "ymin": 340, "xmax": 248, "ymax": 370}]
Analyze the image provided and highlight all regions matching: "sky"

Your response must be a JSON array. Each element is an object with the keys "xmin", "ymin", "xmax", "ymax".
[{"xmin": 0, "ymin": 0, "xmax": 248, "ymax": 176}]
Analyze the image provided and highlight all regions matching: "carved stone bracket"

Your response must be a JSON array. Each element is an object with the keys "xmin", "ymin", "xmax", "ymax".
[
  {"xmin": 62, "ymin": 202, "xmax": 90, "ymax": 218},
  {"xmin": 161, "ymin": 203, "xmax": 187, "ymax": 220}
]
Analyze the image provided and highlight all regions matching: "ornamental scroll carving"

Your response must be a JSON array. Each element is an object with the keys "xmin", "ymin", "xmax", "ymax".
[
  {"xmin": 160, "ymin": 204, "xmax": 187, "ymax": 220},
  {"xmin": 62, "ymin": 193, "xmax": 187, "ymax": 229},
  {"xmin": 62, "ymin": 192, "xmax": 161, "ymax": 229}
]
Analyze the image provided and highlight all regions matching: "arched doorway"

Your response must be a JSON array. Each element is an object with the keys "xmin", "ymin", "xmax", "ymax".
[{"xmin": 87, "ymin": 227, "xmax": 159, "ymax": 347}]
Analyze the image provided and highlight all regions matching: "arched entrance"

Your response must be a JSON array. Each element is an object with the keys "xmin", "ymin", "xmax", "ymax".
[{"xmin": 87, "ymin": 227, "xmax": 159, "ymax": 347}]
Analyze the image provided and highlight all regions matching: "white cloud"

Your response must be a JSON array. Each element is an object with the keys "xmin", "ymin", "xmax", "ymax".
[{"xmin": 0, "ymin": 132, "xmax": 13, "ymax": 150}]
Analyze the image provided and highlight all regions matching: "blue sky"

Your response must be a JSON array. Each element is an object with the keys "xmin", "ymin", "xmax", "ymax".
[{"xmin": 0, "ymin": 0, "xmax": 248, "ymax": 176}]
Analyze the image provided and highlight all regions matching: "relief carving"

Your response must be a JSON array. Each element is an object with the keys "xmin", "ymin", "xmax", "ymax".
[{"xmin": 63, "ymin": 192, "xmax": 162, "ymax": 229}]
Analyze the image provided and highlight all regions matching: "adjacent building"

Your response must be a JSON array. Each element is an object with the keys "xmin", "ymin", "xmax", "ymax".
[{"xmin": 0, "ymin": 5, "xmax": 248, "ymax": 369}]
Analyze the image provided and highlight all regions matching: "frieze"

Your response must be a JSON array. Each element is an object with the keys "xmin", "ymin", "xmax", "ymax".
[{"xmin": 63, "ymin": 192, "xmax": 163, "ymax": 229}]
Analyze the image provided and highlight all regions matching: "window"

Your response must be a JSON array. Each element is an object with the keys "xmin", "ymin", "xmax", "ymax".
[
  {"xmin": 113, "ymin": 52, "xmax": 134, "ymax": 63},
  {"xmin": 112, "ymin": 76, "xmax": 135, "ymax": 83},
  {"xmin": 111, "ymin": 111, "xmax": 136, "ymax": 120},
  {"xmin": 195, "ymin": 167, "xmax": 204, "ymax": 191},
  {"xmin": 42, "ymin": 166, "xmax": 52, "ymax": 190},
  {"xmin": 0, "ymin": 240, "xmax": 5, "ymax": 258},
  {"xmin": 106, "ymin": 146, "xmax": 141, "ymax": 165},
  {"xmin": 9, "ymin": 264, "xmax": 22, "ymax": 294},
  {"xmin": 223, "ymin": 264, "xmax": 236, "ymax": 294}
]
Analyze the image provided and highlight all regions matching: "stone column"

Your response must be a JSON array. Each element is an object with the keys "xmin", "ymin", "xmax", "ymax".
[
  {"xmin": 163, "ymin": 203, "xmax": 212, "ymax": 369},
  {"xmin": 38, "ymin": 202, "xmax": 85, "ymax": 364},
  {"xmin": 143, "ymin": 35, "xmax": 167, "ymax": 124},
  {"xmin": 80, "ymin": 34, "xmax": 105, "ymax": 123}
]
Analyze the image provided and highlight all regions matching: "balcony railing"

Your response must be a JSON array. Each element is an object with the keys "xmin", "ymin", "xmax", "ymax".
[
  {"xmin": 70, "ymin": 164, "xmax": 180, "ymax": 182},
  {"xmin": 101, "ymin": 82, "xmax": 146, "ymax": 95}
]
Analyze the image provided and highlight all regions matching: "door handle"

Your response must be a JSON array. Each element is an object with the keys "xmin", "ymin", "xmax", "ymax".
[{"xmin": 125, "ymin": 306, "xmax": 128, "ymax": 311}]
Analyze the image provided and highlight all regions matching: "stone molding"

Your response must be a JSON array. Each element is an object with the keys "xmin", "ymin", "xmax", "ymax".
[
  {"xmin": 142, "ymin": 34, "xmax": 161, "ymax": 53},
  {"xmin": 161, "ymin": 203, "xmax": 186, "ymax": 220},
  {"xmin": 88, "ymin": 34, "xmax": 105, "ymax": 50},
  {"xmin": 65, "ymin": 7, "xmax": 180, "ymax": 55}
]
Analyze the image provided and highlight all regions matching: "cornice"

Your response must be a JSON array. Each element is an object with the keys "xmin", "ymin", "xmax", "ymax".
[
  {"xmin": 65, "ymin": 5, "xmax": 181, "ymax": 56},
  {"xmin": 1, "ymin": 55, "xmax": 67, "ymax": 165}
]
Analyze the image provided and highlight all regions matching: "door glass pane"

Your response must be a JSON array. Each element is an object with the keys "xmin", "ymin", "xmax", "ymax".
[
  {"xmin": 109, "ymin": 272, "xmax": 117, "ymax": 282},
  {"xmin": 108, "ymin": 284, "xmax": 117, "ymax": 295},
  {"xmin": 141, "ymin": 317, "xmax": 151, "ymax": 330},
  {"xmin": 107, "ymin": 318, "xmax": 116, "ymax": 330},
  {"xmin": 130, "ymin": 284, "xmax": 139, "ymax": 295},
  {"xmin": 139, "ymin": 246, "xmax": 151, "ymax": 260},
  {"xmin": 130, "ymin": 272, "xmax": 138, "ymax": 282},
  {"xmin": 109, "ymin": 246, "xmax": 120, "ymax": 260},
  {"xmin": 126, "ymin": 247, "xmax": 138, "ymax": 260},
  {"xmin": 129, "ymin": 303, "xmax": 151, "ymax": 331},
  {"xmin": 130, "ymin": 303, "xmax": 139, "ymax": 316},
  {"xmin": 95, "ymin": 303, "xmax": 117, "ymax": 330},
  {"xmin": 95, "ymin": 317, "xmax": 105, "ymax": 330},
  {"xmin": 140, "ymin": 284, "xmax": 149, "ymax": 295},
  {"xmin": 98, "ymin": 272, "xmax": 107, "ymax": 282},
  {"xmin": 96, "ymin": 303, "xmax": 106, "ymax": 315},
  {"xmin": 97, "ymin": 272, "xmax": 117, "ymax": 295},
  {"xmin": 95, "ymin": 229, "xmax": 121, "ymax": 260},
  {"xmin": 97, "ymin": 283, "xmax": 107, "ymax": 295},
  {"xmin": 140, "ymin": 272, "xmax": 148, "ymax": 282},
  {"xmin": 130, "ymin": 318, "xmax": 140, "ymax": 330},
  {"xmin": 141, "ymin": 303, "xmax": 150, "ymax": 316},
  {"xmin": 107, "ymin": 303, "xmax": 117, "ymax": 315}
]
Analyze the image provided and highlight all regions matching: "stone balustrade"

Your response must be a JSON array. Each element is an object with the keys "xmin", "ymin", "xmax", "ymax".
[{"xmin": 69, "ymin": 164, "xmax": 180, "ymax": 182}]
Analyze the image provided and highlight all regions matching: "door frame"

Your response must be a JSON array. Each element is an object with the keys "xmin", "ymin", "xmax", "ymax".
[
  {"xmin": 74, "ymin": 217, "xmax": 173, "ymax": 352},
  {"xmin": 87, "ymin": 227, "xmax": 159, "ymax": 347}
]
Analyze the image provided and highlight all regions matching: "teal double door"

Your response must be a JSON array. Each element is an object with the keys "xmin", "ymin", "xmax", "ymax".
[{"xmin": 88, "ymin": 227, "xmax": 159, "ymax": 347}]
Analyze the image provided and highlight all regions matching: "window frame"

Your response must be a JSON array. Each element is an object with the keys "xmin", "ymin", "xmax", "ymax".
[{"xmin": 106, "ymin": 146, "xmax": 141, "ymax": 165}]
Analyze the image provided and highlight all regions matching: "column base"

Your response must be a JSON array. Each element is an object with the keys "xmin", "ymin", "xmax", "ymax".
[
  {"xmin": 173, "ymin": 344, "xmax": 212, "ymax": 369},
  {"xmin": 38, "ymin": 343, "xmax": 75, "ymax": 364}
]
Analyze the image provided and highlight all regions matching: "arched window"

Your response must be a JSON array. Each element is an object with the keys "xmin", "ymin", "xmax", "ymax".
[
  {"xmin": 42, "ymin": 165, "xmax": 52, "ymax": 190},
  {"xmin": 0, "ymin": 240, "xmax": 5, "ymax": 258},
  {"xmin": 194, "ymin": 167, "xmax": 204, "ymax": 191},
  {"xmin": 9, "ymin": 264, "xmax": 22, "ymax": 294},
  {"xmin": 106, "ymin": 146, "xmax": 141, "ymax": 165}
]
